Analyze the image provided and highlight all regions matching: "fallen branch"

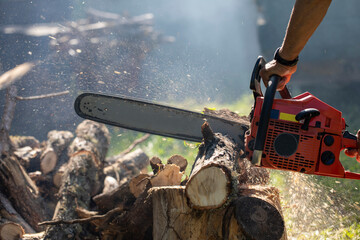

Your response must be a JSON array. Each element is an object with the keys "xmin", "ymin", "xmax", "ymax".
[
  {"xmin": 0, "ymin": 85, "xmax": 17, "ymax": 153},
  {"xmin": 38, "ymin": 207, "xmax": 123, "ymax": 227},
  {"xmin": 16, "ymin": 90, "xmax": 70, "ymax": 101}
]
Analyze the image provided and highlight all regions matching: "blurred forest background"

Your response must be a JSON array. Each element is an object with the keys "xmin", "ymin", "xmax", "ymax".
[
  {"xmin": 1, "ymin": 0, "xmax": 360, "ymax": 139},
  {"xmin": 2, "ymin": 1, "xmax": 360, "ymax": 238}
]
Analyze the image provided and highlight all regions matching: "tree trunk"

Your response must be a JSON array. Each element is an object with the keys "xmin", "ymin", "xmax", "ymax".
[{"xmin": 43, "ymin": 120, "xmax": 110, "ymax": 240}]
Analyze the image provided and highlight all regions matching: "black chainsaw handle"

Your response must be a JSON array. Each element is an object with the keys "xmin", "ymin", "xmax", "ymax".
[
  {"xmin": 252, "ymin": 75, "xmax": 281, "ymax": 166},
  {"xmin": 250, "ymin": 56, "xmax": 292, "ymax": 100}
]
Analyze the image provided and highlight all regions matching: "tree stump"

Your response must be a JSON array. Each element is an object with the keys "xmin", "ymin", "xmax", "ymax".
[{"xmin": 43, "ymin": 120, "xmax": 110, "ymax": 240}]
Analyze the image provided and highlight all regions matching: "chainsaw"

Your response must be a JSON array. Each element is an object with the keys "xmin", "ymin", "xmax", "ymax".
[{"xmin": 74, "ymin": 56, "xmax": 360, "ymax": 180}]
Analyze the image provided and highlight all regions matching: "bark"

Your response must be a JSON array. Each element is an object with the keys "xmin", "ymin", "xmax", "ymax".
[
  {"xmin": 0, "ymin": 86, "xmax": 17, "ymax": 153},
  {"xmin": 99, "ymin": 184, "xmax": 153, "ymax": 240},
  {"xmin": 93, "ymin": 178, "xmax": 137, "ymax": 213},
  {"xmin": 43, "ymin": 120, "xmax": 110, "ymax": 240},
  {"xmin": 13, "ymin": 146, "xmax": 42, "ymax": 171},
  {"xmin": 10, "ymin": 135, "xmax": 40, "ymax": 149},
  {"xmin": 0, "ymin": 192, "xmax": 35, "ymax": 234},
  {"xmin": 185, "ymin": 122, "xmax": 239, "ymax": 209},
  {"xmin": 0, "ymin": 153, "xmax": 49, "ymax": 232},
  {"xmin": 103, "ymin": 148, "xmax": 149, "ymax": 181}
]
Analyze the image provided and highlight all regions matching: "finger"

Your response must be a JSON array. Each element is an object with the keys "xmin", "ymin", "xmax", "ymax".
[{"xmin": 259, "ymin": 69, "xmax": 269, "ymax": 87}]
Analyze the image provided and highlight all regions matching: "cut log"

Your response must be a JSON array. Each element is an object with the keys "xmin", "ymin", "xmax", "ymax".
[
  {"xmin": 129, "ymin": 173, "xmax": 151, "ymax": 198},
  {"xmin": 43, "ymin": 120, "xmax": 110, "ymax": 240},
  {"xmin": 0, "ymin": 192, "xmax": 35, "ymax": 234},
  {"xmin": 150, "ymin": 164, "xmax": 183, "ymax": 187},
  {"xmin": 152, "ymin": 186, "xmax": 245, "ymax": 240},
  {"xmin": 149, "ymin": 156, "xmax": 163, "ymax": 174},
  {"xmin": 103, "ymin": 148, "xmax": 149, "ymax": 181},
  {"xmin": 185, "ymin": 122, "xmax": 239, "ymax": 209},
  {"xmin": 167, "ymin": 154, "xmax": 188, "ymax": 172},
  {"xmin": 40, "ymin": 130, "xmax": 74, "ymax": 175},
  {"xmin": 95, "ymin": 163, "xmax": 182, "ymax": 213},
  {"xmin": 235, "ymin": 185, "xmax": 286, "ymax": 240},
  {"xmin": 152, "ymin": 186, "xmax": 287, "ymax": 240},
  {"xmin": 0, "ymin": 222, "xmax": 25, "ymax": 240},
  {"xmin": 0, "ymin": 153, "xmax": 49, "ymax": 231}
]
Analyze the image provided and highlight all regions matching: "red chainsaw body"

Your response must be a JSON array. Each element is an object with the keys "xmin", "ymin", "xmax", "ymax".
[{"xmin": 245, "ymin": 92, "xmax": 360, "ymax": 179}]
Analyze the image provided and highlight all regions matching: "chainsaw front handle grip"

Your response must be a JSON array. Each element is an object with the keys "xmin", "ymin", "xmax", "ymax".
[
  {"xmin": 250, "ymin": 56, "xmax": 292, "ymax": 101},
  {"xmin": 252, "ymin": 75, "xmax": 281, "ymax": 166}
]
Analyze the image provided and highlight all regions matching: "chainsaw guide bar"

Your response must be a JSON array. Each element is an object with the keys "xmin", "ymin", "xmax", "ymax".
[{"xmin": 75, "ymin": 93, "xmax": 248, "ymax": 146}]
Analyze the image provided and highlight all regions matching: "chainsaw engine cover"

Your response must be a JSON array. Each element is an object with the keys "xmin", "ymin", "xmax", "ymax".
[{"xmin": 245, "ymin": 92, "xmax": 349, "ymax": 178}]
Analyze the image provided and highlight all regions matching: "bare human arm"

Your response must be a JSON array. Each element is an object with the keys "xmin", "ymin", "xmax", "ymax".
[
  {"xmin": 259, "ymin": 0, "xmax": 332, "ymax": 90},
  {"xmin": 259, "ymin": 0, "xmax": 360, "ymax": 160}
]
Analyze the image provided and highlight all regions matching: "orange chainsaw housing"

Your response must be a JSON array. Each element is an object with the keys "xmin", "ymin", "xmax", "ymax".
[{"xmin": 245, "ymin": 92, "xmax": 360, "ymax": 180}]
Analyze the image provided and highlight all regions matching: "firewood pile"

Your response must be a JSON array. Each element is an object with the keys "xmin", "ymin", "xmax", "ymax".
[
  {"xmin": 0, "ymin": 109, "xmax": 288, "ymax": 240},
  {"xmin": 0, "ymin": 13, "xmax": 287, "ymax": 238}
]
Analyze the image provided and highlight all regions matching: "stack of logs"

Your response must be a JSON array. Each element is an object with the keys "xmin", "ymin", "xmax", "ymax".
[{"xmin": 0, "ymin": 116, "xmax": 287, "ymax": 239}]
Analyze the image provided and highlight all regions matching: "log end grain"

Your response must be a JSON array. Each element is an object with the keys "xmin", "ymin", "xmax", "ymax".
[
  {"xmin": 150, "ymin": 164, "xmax": 182, "ymax": 187},
  {"xmin": 185, "ymin": 166, "xmax": 230, "ymax": 209},
  {"xmin": 40, "ymin": 150, "xmax": 57, "ymax": 175},
  {"xmin": 167, "ymin": 155, "xmax": 188, "ymax": 172},
  {"xmin": 235, "ymin": 196, "xmax": 285, "ymax": 240},
  {"xmin": 0, "ymin": 222, "xmax": 25, "ymax": 240}
]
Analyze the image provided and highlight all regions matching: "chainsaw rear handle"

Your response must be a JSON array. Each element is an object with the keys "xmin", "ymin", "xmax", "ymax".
[
  {"xmin": 252, "ymin": 75, "xmax": 281, "ymax": 166},
  {"xmin": 250, "ymin": 56, "xmax": 292, "ymax": 101}
]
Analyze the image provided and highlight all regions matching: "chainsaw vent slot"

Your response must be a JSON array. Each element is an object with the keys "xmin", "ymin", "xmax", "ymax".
[{"xmin": 264, "ymin": 120, "xmax": 317, "ymax": 172}]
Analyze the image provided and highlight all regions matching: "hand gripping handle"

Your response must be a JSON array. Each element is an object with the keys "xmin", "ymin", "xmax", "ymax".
[
  {"xmin": 252, "ymin": 75, "xmax": 281, "ymax": 166},
  {"xmin": 250, "ymin": 56, "xmax": 292, "ymax": 101}
]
